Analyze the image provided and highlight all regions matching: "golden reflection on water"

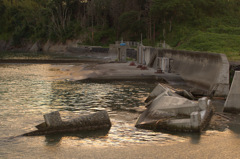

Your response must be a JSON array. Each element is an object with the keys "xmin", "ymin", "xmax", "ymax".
[
  {"xmin": 1, "ymin": 64, "xmax": 240, "ymax": 158},
  {"xmin": 0, "ymin": 64, "xmax": 185, "ymax": 146}
]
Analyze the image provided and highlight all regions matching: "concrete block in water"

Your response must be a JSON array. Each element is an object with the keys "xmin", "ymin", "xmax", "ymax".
[
  {"xmin": 190, "ymin": 111, "xmax": 201, "ymax": 128},
  {"xmin": 23, "ymin": 110, "xmax": 111, "ymax": 136},
  {"xmin": 136, "ymin": 84, "xmax": 213, "ymax": 132},
  {"xmin": 44, "ymin": 111, "xmax": 62, "ymax": 127},
  {"xmin": 168, "ymin": 119, "xmax": 191, "ymax": 128},
  {"xmin": 145, "ymin": 83, "xmax": 167, "ymax": 103},
  {"xmin": 149, "ymin": 96, "xmax": 199, "ymax": 116},
  {"xmin": 145, "ymin": 83, "xmax": 180, "ymax": 103},
  {"xmin": 224, "ymin": 71, "xmax": 240, "ymax": 113}
]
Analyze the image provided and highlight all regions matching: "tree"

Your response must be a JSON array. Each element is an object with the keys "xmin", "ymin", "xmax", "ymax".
[
  {"xmin": 150, "ymin": 0, "xmax": 193, "ymax": 42},
  {"xmin": 48, "ymin": 0, "xmax": 78, "ymax": 41}
]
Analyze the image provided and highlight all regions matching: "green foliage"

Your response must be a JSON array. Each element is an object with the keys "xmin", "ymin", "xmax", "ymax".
[
  {"xmin": 0, "ymin": 0, "xmax": 240, "ymax": 62},
  {"xmin": 177, "ymin": 31, "xmax": 240, "ymax": 61}
]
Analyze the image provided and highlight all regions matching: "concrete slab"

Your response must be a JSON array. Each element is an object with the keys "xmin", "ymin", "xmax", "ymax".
[
  {"xmin": 149, "ymin": 96, "xmax": 199, "ymax": 116},
  {"xmin": 145, "ymin": 83, "xmax": 184, "ymax": 103},
  {"xmin": 224, "ymin": 71, "xmax": 240, "ymax": 113},
  {"xmin": 168, "ymin": 119, "xmax": 191, "ymax": 128},
  {"xmin": 136, "ymin": 85, "xmax": 213, "ymax": 132}
]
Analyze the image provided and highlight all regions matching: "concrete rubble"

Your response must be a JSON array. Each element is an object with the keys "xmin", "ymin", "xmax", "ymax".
[
  {"xmin": 224, "ymin": 71, "xmax": 240, "ymax": 113},
  {"xmin": 135, "ymin": 84, "xmax": 213, "ymax": 132},
  {"xmin": 23, "ymin": 110, "xmax": 111, "ymax": 136}
]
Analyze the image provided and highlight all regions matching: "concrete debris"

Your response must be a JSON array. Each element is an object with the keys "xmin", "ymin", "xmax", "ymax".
[
  {"xmin": 145, "ymin": 83, "xmax": 181, "ymax": 103},
  {"xmin": 136, "ymin": 84, "xmax": 213, "ymax": 132},
  {"xmin": 224, "ymin": 71, "xmax": 240, "ymax": 113},
  {"xmin": 175, "ymin": 90, "xmax": 196, "ymax": 100},
  {"xmin": 23, "ymin": 110, "xmax": 111, "ymax": 136}
]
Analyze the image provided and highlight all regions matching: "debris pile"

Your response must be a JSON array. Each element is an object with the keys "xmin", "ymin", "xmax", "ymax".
[{"xmin": 135, "ymin": 84, "xmax": 213, "ymax": 132}]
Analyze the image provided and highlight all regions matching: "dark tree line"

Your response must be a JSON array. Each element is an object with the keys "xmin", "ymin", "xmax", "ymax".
[{"xmin": 0, "ymin": 0, "xmax": 240, "ymax": 46}]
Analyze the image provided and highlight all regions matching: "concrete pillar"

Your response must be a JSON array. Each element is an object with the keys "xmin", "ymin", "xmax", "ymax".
[
  {"xmin": 161, "ymin": 57, "xmax": 169, "ymax": 73},
  {"xmin": 156, "ymin": 57, "xmax": 170, "ymax": 73},
  {"xmin": 224, "ymin": 71, "xmax": 240, "ymax": 113},
  {"xmin": 44, "ymin": 111, "xmax": 63, "ymax": 127},
  {"xmin": 198, "ymin": 97, "xmax": 208, "ymax": 110},
  {"xmin": 190, "ymin": 111, "xmax": 201, "ymax": 128}
]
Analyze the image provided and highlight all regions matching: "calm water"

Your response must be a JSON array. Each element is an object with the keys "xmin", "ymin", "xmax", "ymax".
[{"xmin": 1, "ymin": 64, "xmax": 240, "ymax": 158}]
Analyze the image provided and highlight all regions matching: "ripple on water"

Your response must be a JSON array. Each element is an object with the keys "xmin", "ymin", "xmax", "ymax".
[{"xmin": 0, "ymin": 64, "xmax": 187, "ymax": 148}]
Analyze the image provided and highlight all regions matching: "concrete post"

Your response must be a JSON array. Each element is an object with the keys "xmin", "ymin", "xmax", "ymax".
[
  {"xmin": 161, "ymin": 57, "xmax": 169, "ymax": 73},
  {"xmin": 190, "ymin": 111, "xmax": 201, "ymax": 128},
  {"xmin": 198, "ymin": 97, "xmax": 208, "ymax": 110},
  {"xmin": 44, "ymin": 111, "xmax": 63, "ymax": 127},
  {"xmin": 224, "ymin": 71, "xmax": 240, "ymax": 113}
]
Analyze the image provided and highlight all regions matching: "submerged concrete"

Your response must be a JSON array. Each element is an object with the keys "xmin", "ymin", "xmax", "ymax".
[
  {"xmin": 23, "ymin": 110, "xmax": 111, "ymax": 136},
  {"xmin": 224, "ymin": 71, "xmax": 240, "ymax": 113},
  {"xmin": 136, "ymin": 84, "xmax": 213, "ymax": 132}
]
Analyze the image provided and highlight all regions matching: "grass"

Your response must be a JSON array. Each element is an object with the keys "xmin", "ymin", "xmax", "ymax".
[{"xmin": 176, "ymin": 30, "xmax": 240, "ymax": 61}]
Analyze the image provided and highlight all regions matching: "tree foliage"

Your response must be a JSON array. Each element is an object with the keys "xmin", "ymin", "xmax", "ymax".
[{"xmin": 0, "ymin": 0, "xmax": 240, "ymax": 46}]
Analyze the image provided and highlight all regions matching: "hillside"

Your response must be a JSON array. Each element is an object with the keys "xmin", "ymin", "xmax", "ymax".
[{"xmin": 0, "ymin": 0, "xmax": 240, "ymax": 60}]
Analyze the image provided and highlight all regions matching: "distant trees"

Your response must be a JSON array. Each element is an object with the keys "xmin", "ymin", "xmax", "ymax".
[{"xmin": 0, "ymin": 0, "xmax": 240, "ymax": 46}]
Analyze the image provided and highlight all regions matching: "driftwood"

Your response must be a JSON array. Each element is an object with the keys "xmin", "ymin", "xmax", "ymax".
[{"xmin": 23, "ymin": 110, "xmax": 111, "ymax": 136}]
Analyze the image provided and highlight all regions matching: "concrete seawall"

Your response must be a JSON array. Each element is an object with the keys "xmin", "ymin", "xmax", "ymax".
[{"xmin": 138, "ymin": 47, "xmax": 229, "ymax": 97}]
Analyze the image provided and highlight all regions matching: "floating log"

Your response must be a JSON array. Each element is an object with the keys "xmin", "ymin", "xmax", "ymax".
[{"xmin": 23, "ymin": 110, "xmax": 111, "ymax": 136}]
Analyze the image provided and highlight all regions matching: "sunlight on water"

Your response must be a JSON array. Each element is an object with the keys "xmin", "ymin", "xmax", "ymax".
[{"xmin": 6, "ymin": 64, "xmax": 240, "ymax": 159}]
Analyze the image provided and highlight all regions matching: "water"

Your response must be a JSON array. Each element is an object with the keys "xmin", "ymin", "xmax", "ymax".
[{"xmin": 1, "ymin": 63, "xmax": 240, "ymax": 158}]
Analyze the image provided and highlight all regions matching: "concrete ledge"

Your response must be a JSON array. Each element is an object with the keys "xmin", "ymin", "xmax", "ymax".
[{"xmin": 138, "ymin": 46, "xmax": 230, "ymax": 97}]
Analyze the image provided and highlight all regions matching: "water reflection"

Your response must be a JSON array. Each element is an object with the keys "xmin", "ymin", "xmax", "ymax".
[
  {"xmin": 45, "ymin": 129, "xmax": 110, "ymax": 146},
  {"xmin": 155, "ymin": 130, "xmax": 202, "ymax": 144},
  {"xmin": 1, "ymin": 64, "xmax": 185, "ymax": 146}
]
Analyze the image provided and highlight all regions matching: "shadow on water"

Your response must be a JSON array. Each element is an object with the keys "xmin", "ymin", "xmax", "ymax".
[
  {"xmin": 154, "ymin": 130, "xmax": 202, "ymax": 144},
  {"xmin": 228, "ymin": 115, "xmax": 240, "ymax": 137},
  {"xmin": 44, "ymin": 129, "xmax": 110, "ymax": 146}
]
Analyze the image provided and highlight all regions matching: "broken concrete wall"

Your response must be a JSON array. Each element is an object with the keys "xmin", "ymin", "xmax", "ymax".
[
  {"xmin": 138, "ymin": 46, "xmax": 229, "ymax": 97},
  {"xmin": 137, "ymin": 46, "xmax": 157, "ymax": 65},
  {"xmin": 136, "ymin": 84, "xmax": 213, "ymax": 132},
  {"xmin": 157, "ymin": 49, "xmax": 229, "ymax": 97}
]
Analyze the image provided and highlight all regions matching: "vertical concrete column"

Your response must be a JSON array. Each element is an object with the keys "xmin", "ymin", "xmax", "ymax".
[
  {"xmin": 120, "ymin": 46, "xmax": 127, "ymax": 62},
  {"xmin": 224, "ymin": 71, "xmax": 240, "ymax": 112},
  {"xmin": 161, "ymin": 57, "xmax": 170, "ymax": 73},
  {"xmin": 190, "ymin": 111, "xmax": 201, "ymax": 128},
  {"xmin": 198, "ymin": 97, "xmax": 208, "ymax": 110}
]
